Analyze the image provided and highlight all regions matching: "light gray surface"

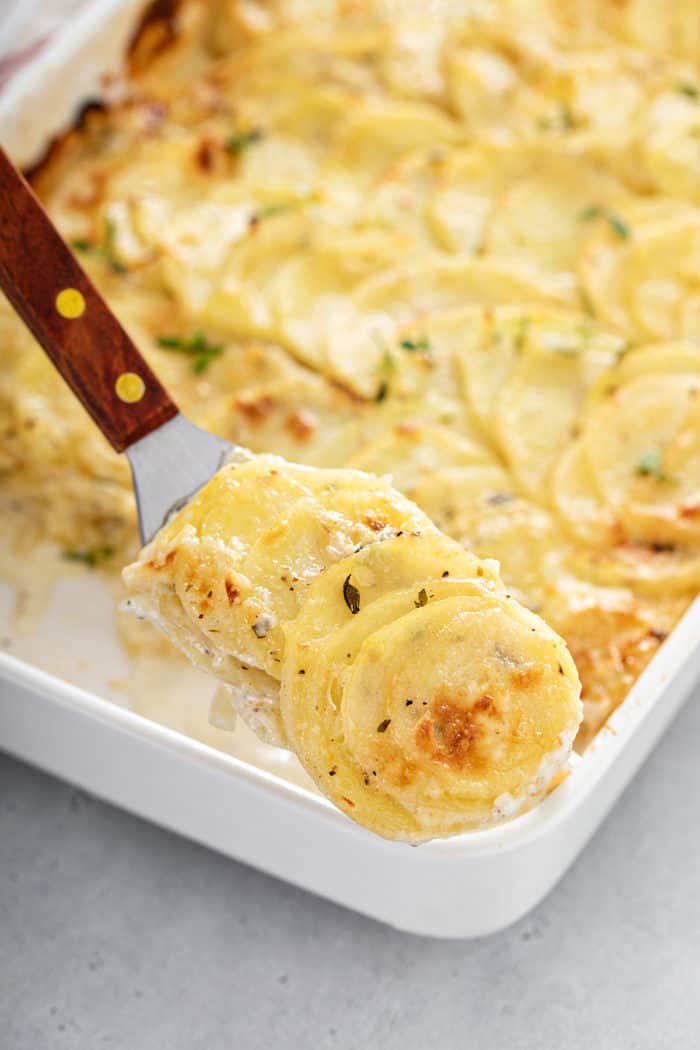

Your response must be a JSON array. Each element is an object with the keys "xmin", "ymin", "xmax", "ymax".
[{"xmin": 1, "ymin": 691, "xmax": 699, "ymax": 1050}]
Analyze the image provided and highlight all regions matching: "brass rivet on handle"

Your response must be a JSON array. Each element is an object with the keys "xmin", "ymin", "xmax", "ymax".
[
  {"xmin": 115, "ymin": 372, "xmax": 145, "ymax": 403},
  {"xmin": 55, "ymin": 287, "xmax": 85, "ymax": 319}
]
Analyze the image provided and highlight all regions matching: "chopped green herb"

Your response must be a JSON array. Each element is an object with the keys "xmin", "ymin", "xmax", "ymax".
[
  {"xmin": 343, "ymin": 575, "xmax": 361, "ymax": 615},
  {"xmin": 379, "ymin": 349, "xmax": 397, "ymax": 375},
  {"xmin": 157, "ymin": 332, "xmax": 225, "ymax": 373},
  {"xmin": 225, "ymin": 127, "xmax": 263, "ymax": 154},
  {"xmin": 579, "ymin": 204, "xmax": 630, "ymax": 240},
  {"xmin": 257, "ymin": 202, "xmax": 292, "ymax": 220},
  {"xmin": 560, "ymin": 103, "xmax": 576, "ymax": 130},
  {"xmin": 579, "ymin": 204, "xmax": 604, "ymax": 222},
  {"xmin": 552, "ymin": 344, "xmax": 580, "ymax": 358},
  {"xmin": 634, "ymin": 448, "xmax": 674, "ymax": 482},
  {"xmin": 250, "ymin": 191, "xmax": 321, "ymax": 224},
  {"xmin": 537, "ymin": 103, "xmax": 577, "ymax": 131},
  {"xmin": 376, "ymin": 718, "xmax": 391, "ymax": 733},
  {"xmin": 103, "ymin": 217, "xmax": 128, "ymax": 274},
  {"xmin": 400, "ymin": 335, "xmax": 431, "ymax": 354},
  {"xmin": 70, "ymin": 220, "xmax": 126, "ymax": 274},
  {"xmin": 414, "ymin": 587, "xmax": 428, "ymax": 608},
  {"xmin": 63, "ymin": 546, "xmax": 115, "ymax": 568},
  {"xmin": 676, "ymin": 83, "xmax": 699, "ymax": 100},
  {"xmin": 375, "ymin": 380, "xmax": 389, "ymax": 403},
  {"xmin": 606, "ymin": 213, "xmax": 630, "ymax": 240}
]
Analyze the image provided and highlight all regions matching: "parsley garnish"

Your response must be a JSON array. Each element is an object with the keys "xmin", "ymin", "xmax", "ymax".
[
  {"xmin": 71, "ymin": 218, "xmax": 127, "ymax": 274},
  {"xmin": 63, "ymin": 546, "xmax": 115, "ymax": 568},
  {"xmin": 257, "ymin": 202, "xmax": 292, "ymax": 220},
  {"xmin": 252, "ymin": 193, "xmax": 319, "ymax": 225},
  {"xmin": 157, "ymin": 332, "xmax": 225, "ymax": 373},
  {"xmin": 634, "ymin": 448, "xmax": 674, "ymax": 483},
  {"xmin": 607, "ymin": 214, "xmax": 630, "ymax": 240},
  {"xmin": 537, "ymin": 103, "xmax": 577, "ymax": 131},
  {"xmin": 675, "ymin": 83, "xmax": 699, "ymax": 100},
  {"xmin": 225, "ymin": 128, "xmax": 263, "ymax": 154},
  {"xmin": 560, "ymin": 103, "xmax": 576, "ymax": 129},
  {"xmin": 400, "ymin": 336, "xmax": 431, "ymax": 354},
  {"xmin": 580, "ymin": 205, "xmax": 630, "ymax": 240},
  {"xmin": 579, "ymin": 204, "xmax": 603, "ymax": 222},
  {"xmin": 379, "ymin": 349, "xmax": 396, "ymax": 375},
  {"xmin": 375, "ymin": 380, "xmax": 389, "ymax": 402},
  {"xmin": 103, "ymin": 217, "xmax": 128, "ymax": 273}
]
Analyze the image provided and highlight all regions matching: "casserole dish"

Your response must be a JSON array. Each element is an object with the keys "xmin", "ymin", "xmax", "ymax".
[{"xmin": 0, "ymin": 0, "xmax": 698, "ymax": 936}]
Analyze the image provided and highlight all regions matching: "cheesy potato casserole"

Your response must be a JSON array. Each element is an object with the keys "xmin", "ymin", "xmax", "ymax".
[{"xmin": 1, "ymin": 0, "xmax": 698, "ymax": 836}]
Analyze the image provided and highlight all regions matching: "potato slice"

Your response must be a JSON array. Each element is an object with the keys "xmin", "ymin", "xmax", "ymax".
[
  {"xmin": 493, "ymin": 314, "xmax": 624, "ymax": 496},
  {"xmin": 579, "ymin": 202, "xmax": 700, "ymax": 342},
  {"xmin": 282, "ymin": 575, "xmax": 581, "ymax": 842},
  {"xmin": 346, "ymin": 423, "xmax": 493, "ymax": 496},
  {"xmin": 552, "ymin": 439, "xmax": 620, "ymax": 549},
  {"xmin": 485, "ymin": 156, "xmax": 628, "ymax": 276},
  {"xmin": 412, "ymin": 464, "xmax": 567, "ymax": 608},
  {"xmin": 584, "ymin": 372, "xmax": 700, "ymax": 547}
]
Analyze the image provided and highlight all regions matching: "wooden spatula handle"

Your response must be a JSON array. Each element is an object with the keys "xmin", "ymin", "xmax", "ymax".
[{"xmin": 0, "ymin": 146, "xmax": 178, "ymax": 452}]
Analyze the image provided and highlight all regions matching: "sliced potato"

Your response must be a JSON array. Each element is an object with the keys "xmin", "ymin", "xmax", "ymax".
[
  {"xmin": 281, "ymin": 551, "xmax": 579, "ymax": 841},
  {"xmin": 579, "ymin": 202, "xmax": 700, "ymax": 342},
  {"xmin": 493, "ymin": 312, "xmax": 624, "ymax": 496},
  {"xmin": 345, "ymin": 423, "xmax": 492, "ymax": 496},
  {"xmin": 584, "ymin": 371, "xmax": 700, "ymax": 547},
  {"xmin": 412, "ymin": 464, "xmax": 568, "ymax": 608}
]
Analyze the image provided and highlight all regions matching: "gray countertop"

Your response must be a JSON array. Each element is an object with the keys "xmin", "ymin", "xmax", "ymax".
[{"xmin": 2, "ymin": 690, "xmax": 699, "ymax": 1050}]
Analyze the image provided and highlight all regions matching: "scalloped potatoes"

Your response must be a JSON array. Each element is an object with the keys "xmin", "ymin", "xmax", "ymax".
[{"xmin": 1, "ymin": 0, "xmax": 698, "ymax": 835}]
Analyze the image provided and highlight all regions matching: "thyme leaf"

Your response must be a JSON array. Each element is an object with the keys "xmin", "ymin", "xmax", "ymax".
[
  {"xmin": 225, "ymin": 128, "xmax": 263, "ymax": 154},
  {"xmin": 634, "ymin": 448, "xmax": 674, "ymax": 483},
  {"xmin": 343, "ymin": 575, "xmax": 361, "ymax": 615},
  {"xmin": 414, "ymin": 587, "xmax": 428, "ymax": 608}
]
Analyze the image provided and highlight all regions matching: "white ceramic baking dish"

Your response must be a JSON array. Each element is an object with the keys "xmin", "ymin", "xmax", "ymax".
[{"xmin": 1, "ymin": 0, "xmax": 699, "ymax": 938}]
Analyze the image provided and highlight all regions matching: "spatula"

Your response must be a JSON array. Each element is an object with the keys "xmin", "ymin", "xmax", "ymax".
[{"xmin": 0, "ymin": 145, "xmax": 233, "ymax": 543}]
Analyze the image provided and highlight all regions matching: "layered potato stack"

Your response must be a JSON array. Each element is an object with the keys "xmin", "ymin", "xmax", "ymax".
[
  {"xmin": 1, "ymin": 0, "xmax": 699, "ymax": 831},
  {"xmin": 124, "ymin": 452, "xmax": 581, "ymax": 840}
]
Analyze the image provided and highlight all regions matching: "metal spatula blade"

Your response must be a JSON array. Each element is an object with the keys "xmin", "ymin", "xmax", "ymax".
[{"xmin": 126, "ymin": 415, "xmax": 234, "ymax": 544}]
